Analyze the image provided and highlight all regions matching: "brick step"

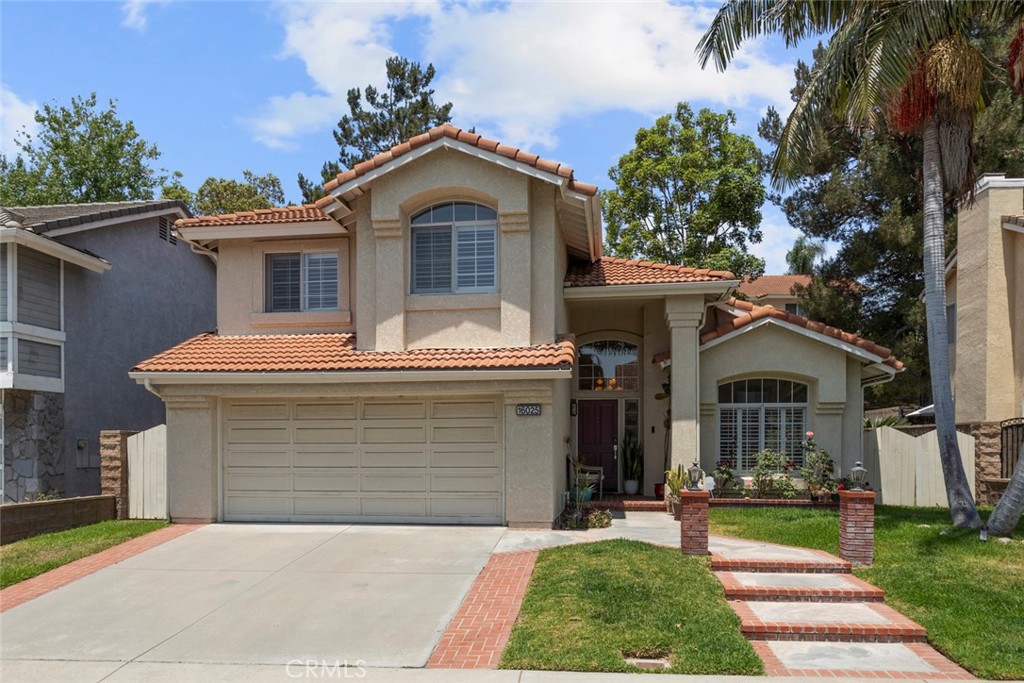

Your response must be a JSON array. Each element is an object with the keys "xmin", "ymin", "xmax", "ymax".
[
  {"xmin": 716, "ymin": 571, "xmax": 885, "ymax": 602},
  {"xmin": 585, "ymin": 499, "xmax": 667, "ymax": 512},
  {"xmin": 730, "ymin": 600, "xmax": 927, "ymax": 643},
  {"xmin": 711, "ymin": 554, "xmax": 851, "ymax": 574}
]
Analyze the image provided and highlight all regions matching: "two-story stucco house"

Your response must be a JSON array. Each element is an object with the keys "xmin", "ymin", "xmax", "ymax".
[
  {"xmin": 738, "ymin": 274, "xmax": 811, "ymax": 316},
  {"xmin": 131, "ymin": 126, "xmax": 902, "ymax": 528},
  {"xmin": 2, "ymin": 201, "xmax": 216, "ymax": 502}
]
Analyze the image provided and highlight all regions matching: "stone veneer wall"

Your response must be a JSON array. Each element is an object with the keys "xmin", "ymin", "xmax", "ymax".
[
  {"xmin": 956, "ymin": 421, "xmax": 1005, "ymax": 505},
  {"xmin": 3, "ymin": 389, "xmax": 65, "ymax": 503}
]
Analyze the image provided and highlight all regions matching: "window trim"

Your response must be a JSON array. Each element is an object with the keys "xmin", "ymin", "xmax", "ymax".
[
  {"xmin": 409, "ymin": 203, "xmax": 498, "ymax": 296},
  {"xmin": 264, "ymin": 249, "xmax": 340, "ymax": 313}
]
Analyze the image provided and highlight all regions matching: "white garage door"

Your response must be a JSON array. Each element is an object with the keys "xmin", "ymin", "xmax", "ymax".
[{"xmin": 222, "ymin": 397, "xmax": 504, "ymax": 524}]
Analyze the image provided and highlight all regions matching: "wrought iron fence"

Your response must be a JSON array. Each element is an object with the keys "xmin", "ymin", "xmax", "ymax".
[{"xmin": 1001, "ymin": 417, "xmax": 1024, "ymax": 479}]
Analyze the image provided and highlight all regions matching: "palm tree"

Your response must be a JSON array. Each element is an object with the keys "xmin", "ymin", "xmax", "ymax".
[
  {"xmin": 786, "ymin": 235, "xmax": 826, "ymax": 274},
  {"xmin": 698, "ymin": 2, "xmax": 1024, "ymax": 531}
]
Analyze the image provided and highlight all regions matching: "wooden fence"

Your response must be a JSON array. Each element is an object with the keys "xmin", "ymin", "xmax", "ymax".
[
  {"xmin": 862, "ymin": 426, "xmax": 975, "ymax": 507},
  {"xmin": 127, "ymin": 424, "xmax": 168, "ymax": 519}
]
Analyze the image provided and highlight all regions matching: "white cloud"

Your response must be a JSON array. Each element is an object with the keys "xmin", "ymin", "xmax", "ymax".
[
  {"xmin": 757, "ymin": 211, "xmax": 801, "ymax": 275},
  {"xmin": 1, "ymin": 85, "xmax": 39, "ymax": 157},
  {"xmin": 121, "ymin": 0, "xmax": 170, "ymax": 32},
  {"xmin": 248, "ymin": 1, "xmax": 796, "ymax": 151}
]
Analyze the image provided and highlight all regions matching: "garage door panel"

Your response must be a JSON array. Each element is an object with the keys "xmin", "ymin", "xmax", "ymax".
[
  {"xmin": 294, "ymin": 402, "xmax": 356, "ymax": 420},
  {"xmin": 226, "ymin": 403, "xmax": 290, "ymax": 420},
  {"xmin": 361, "ymin": 447, "xmax": 428, "ymax": 468},
  {"xmin": 431, "ymin": 447, "xmax": 500, "ymax": 468},
  {"xmin": 430, "ymin": 469, "xmax": 501, "ymax": 493},
  {"xmin": 227, "ymin": 423, "xmax": 290, "ymax": 444},
  {"xmin": 226, "ymin": 448, "xmax": 289, "ymax": 468},
  {"xmin": 361, "ymin": 471, "xmax": 428, "ymax": 492},
  {"xmin": 361, "ymin": 497, "xmax": 427, "ymax": 517},
  {"xmin": 293, "ymin": 496, "xmax": 361, "ymax": 516},
  {"xmin": 431, "ymin": 400, "xmax": 498, "ymax": 419},
  {"xmin": 226, "ymin": 495, "xmax": 292, "ymax": 516},
  {"xmin": 294, "ymin": 424, "xmax": 357, "ymax": 444},
  {"xmin": 362, "ymin": 402, "xmax": 426, "ymax": 420},
  {"xmin": 294, "ymin": 472, "xmax": 358, "ymax": 492},
  {"xmin": 294, "ymin": 448, "xmax": 359, "ymax": 468},
  {"xmin": 362, "ymin": 425, "xmax": 426, "ymax": 444},
  {"xmin": 430, "ymin": 497, "xmax": 502, "ymax": 518},
  {"xmin": 432, "ymin": 425, "xmax": 497, "ymax": 443},
  {"xmin": 226, "ymin": 470, "xmax": 291, "ymax": 492},
  {"xmin": 223, "ymin": 397, "xmax": 502, "ymax": 523}
]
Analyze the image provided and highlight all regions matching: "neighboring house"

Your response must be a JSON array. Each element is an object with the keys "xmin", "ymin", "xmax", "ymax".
[
  {"xmin": 131, "ymin": 125, "xmax": 902, "ymax": 528},
  {"xmin": 737, "ymin": 274, "xmax": 811, "ymax": 316},
  {"xmin": 945, "ymin": 174, "xmax": 1023, "ymax": 502},
  {"xmin": 1, "ymin": 201, "xmax": 216, "ymax": 502}
]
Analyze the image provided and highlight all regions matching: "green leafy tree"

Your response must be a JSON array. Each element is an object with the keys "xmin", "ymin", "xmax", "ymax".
[
  {"xmin": 0, "ymin": 93, "xmax": 165, "ymax": 205},
  {"xmin": 160, "ymin": 171, "xmax": 195, "ymax": 213},
  {"xmin": 192, "ymin": 170, "xmax": 286, "ymax": 216},
  {"xmin": 699, "ymin": 0, "xmax": 1024, "ymax": 532},
  {"xmin": 603, "ymin": 103, "xmax": 767, "ymax": 278},
  {"xmin": 297, "ymin": 57, "xmax": 455, "ymax": 203},
  {"xmin": 785, "ymin": 235, "xmax": 826, "ymax": 274}
]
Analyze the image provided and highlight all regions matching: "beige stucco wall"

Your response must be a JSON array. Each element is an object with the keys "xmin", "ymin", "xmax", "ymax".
[
  {"xmin": 954, "ymin": 180, "xmax": 1024, "ymax": 422},
  {"xmin": 698, "ymin": 323, "xmax": 861, "ymax": 476},
  {"xmin": 155, "ymin": 378, "xmax": 567, "ymax": 527},
  {"xmin": 345, "ymin": 149, "xmax": 565, "ymax": 351},
  {"xmin": 217, "ymin": 237, "xmax": 355, "ymax": 336}
]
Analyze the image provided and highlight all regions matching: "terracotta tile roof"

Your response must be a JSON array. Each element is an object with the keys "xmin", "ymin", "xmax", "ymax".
[
  {"xmin": 700, "ymin": 298, "xmax": 904, "ymax": 370},
  {"xmin": 322, "ymin": 125, "xmax": 598, "ymax": 197},
  {"xmin": 1005, "ymin": 215, "xmax": 1024, "ymax": 227},
  {"xmin": 133, "ymin": 333, "xmax": 576, "ymax": 373},
  {"xmin": 738, "ymin": 274, "xmax": 810, "ymax": 298},
  {"xmin": 564, "ymin": 257, "xmax": 735, "ymax": 287},
  {"xmin": 176, "ymin": 205, "xmax": 328, "ymax": 228}
]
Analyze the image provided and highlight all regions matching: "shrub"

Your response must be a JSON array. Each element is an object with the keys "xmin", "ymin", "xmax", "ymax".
[{"xmin": 750, "ymin": 449, "xmax": 797, "ymax": 499}]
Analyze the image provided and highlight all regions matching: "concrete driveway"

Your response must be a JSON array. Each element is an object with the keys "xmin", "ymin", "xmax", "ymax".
[{"xmin": 0, "ymin": 523, "xmax": 506, "ymax": 680}]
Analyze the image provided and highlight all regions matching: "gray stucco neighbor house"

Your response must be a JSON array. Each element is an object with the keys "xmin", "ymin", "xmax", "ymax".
[{"xmin": 1, "ymin": 200, "xmax": 216, "ymax": 502}]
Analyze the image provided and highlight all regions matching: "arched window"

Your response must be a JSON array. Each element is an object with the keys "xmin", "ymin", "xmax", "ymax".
[
  {"xmin": 718, "ymin": 378, "xmax": 808, "ymax": 470},
  {"xmin": 410, "ymin": 202, "xmax": 497, "ymax": 294},
  {"xmin": 578, "ymin": 340, "xmax": 639, "ymax": 392}
]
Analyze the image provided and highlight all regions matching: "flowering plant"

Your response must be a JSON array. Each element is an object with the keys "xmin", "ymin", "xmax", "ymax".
[{"xmin": 799, "ymin": 431, "xmax": 836, "ymax": 497}]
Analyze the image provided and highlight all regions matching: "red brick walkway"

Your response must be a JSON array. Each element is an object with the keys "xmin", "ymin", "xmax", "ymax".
[
  {"xmin": 0, "ymin": 523, "xmax": 202, "ymax": 613},
  {"xmin": 426, "ymin": 550, "xmax": 538, "ymax": 669}
]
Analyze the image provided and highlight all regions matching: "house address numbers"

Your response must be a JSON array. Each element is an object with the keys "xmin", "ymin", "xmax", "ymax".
[{"xmin": 516, "ymin": 403, "xmax": 542, "ymax": 417}]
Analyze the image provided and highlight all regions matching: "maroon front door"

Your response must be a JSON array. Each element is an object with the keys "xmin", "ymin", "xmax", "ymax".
[{"xmin": 578, "ymin": 400, "xmax": 619, "ymax": 492}]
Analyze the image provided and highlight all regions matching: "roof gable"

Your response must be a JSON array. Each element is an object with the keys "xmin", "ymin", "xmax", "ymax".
[{"xmin": 1, "ymin": 200, "xmax": 189, "ymax": 234}]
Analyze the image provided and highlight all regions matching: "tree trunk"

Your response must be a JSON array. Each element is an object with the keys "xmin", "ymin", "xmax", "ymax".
[
  {"xmin": 921, "ymin": 118, "xmax": 982, "ymax": 530},
  {"xmin": 988, "ymin": 442, "xmax": 1024, "ymax": 536}
]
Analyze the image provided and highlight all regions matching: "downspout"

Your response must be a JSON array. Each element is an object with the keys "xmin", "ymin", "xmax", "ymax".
[
  {"xmin": 174, "ymin": 230, "xmax": 218, "ymax": 265},
  {"xmin": 142, "ymin": 378, "xmax": 162, "ymax": 400}
]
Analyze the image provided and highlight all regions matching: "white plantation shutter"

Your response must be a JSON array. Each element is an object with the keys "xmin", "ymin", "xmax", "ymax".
[
  {"xmin": 303, "ymin": 253, "xmax": 339, "ymax": 311},
  {"xmin": 455, "ymin": 226, "xmax": 496, "ymax": 291},
  {"xmin": 412, "ymin": 228, "xmax": 453, "ymax": 294},
  {"xmin": 266, "ymin": 253, "xmax": 301, "ymax": 312}
]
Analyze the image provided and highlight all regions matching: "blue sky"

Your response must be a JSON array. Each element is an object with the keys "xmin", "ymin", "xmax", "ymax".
[{"xmin": 2, "ymin": 1, "xmax": 819, "ymax": 272}]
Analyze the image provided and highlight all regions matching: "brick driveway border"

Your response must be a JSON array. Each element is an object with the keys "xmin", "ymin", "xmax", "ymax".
[
  {"xmin": 0, "ymin": 523, "xmax": 203, "ymax": 613},
  {"xmin": 426, "ymin": 549, "xmax": 538, "ymax": 669}
]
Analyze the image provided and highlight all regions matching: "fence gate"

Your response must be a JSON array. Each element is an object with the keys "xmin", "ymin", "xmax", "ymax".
[
  {"xmin": 862, "ymin": 426, "xmax": 975, "ymax": 507},
  {"xmin": 127, "ymin": 424, "xmax": 168, "ymax": 519}
]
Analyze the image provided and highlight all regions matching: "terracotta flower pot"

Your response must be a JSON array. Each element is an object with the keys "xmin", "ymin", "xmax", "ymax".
[{"xmin": 654, "ymin": 483, "xmax": 666, "ymax": 499}]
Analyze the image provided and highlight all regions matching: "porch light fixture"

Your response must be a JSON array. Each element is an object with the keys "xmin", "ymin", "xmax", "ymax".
[
  {"xmin": 848, "ymin": 461, "xmax": 868, "ymax": 491},
  {"xmin": 687, "ymin": 461, "xmax": 705, "ymax": 491}
]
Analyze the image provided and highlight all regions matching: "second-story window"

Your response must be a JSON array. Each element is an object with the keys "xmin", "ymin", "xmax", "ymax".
[
  {"xmin": 410, "ymin": 202, "xmax": 497, "ymax": 295},
  {"xmin": 265, "ymin": 251, "xmax": 339, "ymax": 312}
]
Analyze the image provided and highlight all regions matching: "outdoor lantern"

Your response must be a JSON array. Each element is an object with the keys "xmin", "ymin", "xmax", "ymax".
[
  {"xmin": 849, "ymin": 461, "xmax": 868, "ymax": 491},
  {"xmin": 687, "ymin": 460, "xmax": 705, "ymax": 491}
]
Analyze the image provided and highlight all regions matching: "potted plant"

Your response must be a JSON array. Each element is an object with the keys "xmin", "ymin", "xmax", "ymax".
[
  {"xmin": 799, "ymin": 431, "xmax": 836, "ymax": 503},
  {"xmin": 664, "ymin": 464, "xmax": 687, "ymax": 519},
  {"xmin": 621, "ymin": 433, "xmax": 644, "ymax": 496}
]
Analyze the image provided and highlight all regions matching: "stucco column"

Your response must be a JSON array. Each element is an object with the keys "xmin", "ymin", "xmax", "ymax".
[
  {"xmin": 503, "ymin": 387, "xmax": 556, "ymax": 528},
  {"xmin": 165, "ymin": 396, "xmax": 217, "ymax": 523},
  {"xmin": 373, "ymin": 217, "xmax": 404, "ymax": 351},
  {"xmin": 665, "ymin": 296, "xmax": 705, "ymax": 470},
  {"xmin": 500, "ymin": 211, "xmax": 531, "ymax": 346}
]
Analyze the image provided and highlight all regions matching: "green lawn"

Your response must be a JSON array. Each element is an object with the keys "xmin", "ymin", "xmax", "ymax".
[
  {"xmin": 710, "ymin": 506, "xmax": 1024, "ymax": 680},
  {"xmin": 0, "ymin": 519, "xmax": 168, "ymax": 589},
  {"xmin": 500, "ymin": 539, "xmax": 763, "ymax": 675}
]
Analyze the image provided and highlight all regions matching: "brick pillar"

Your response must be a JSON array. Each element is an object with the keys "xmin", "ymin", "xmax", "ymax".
[
  {"xmin": 100, "ymin": 430, "xmax": 137, "ymax": 520},
  {"xmin": 839, "ymin": 490, "xmax": 876, "ymax": 566},
  {"xmin": 678, "ymin": 490, "xmax": 710, "ymax": 555}
]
